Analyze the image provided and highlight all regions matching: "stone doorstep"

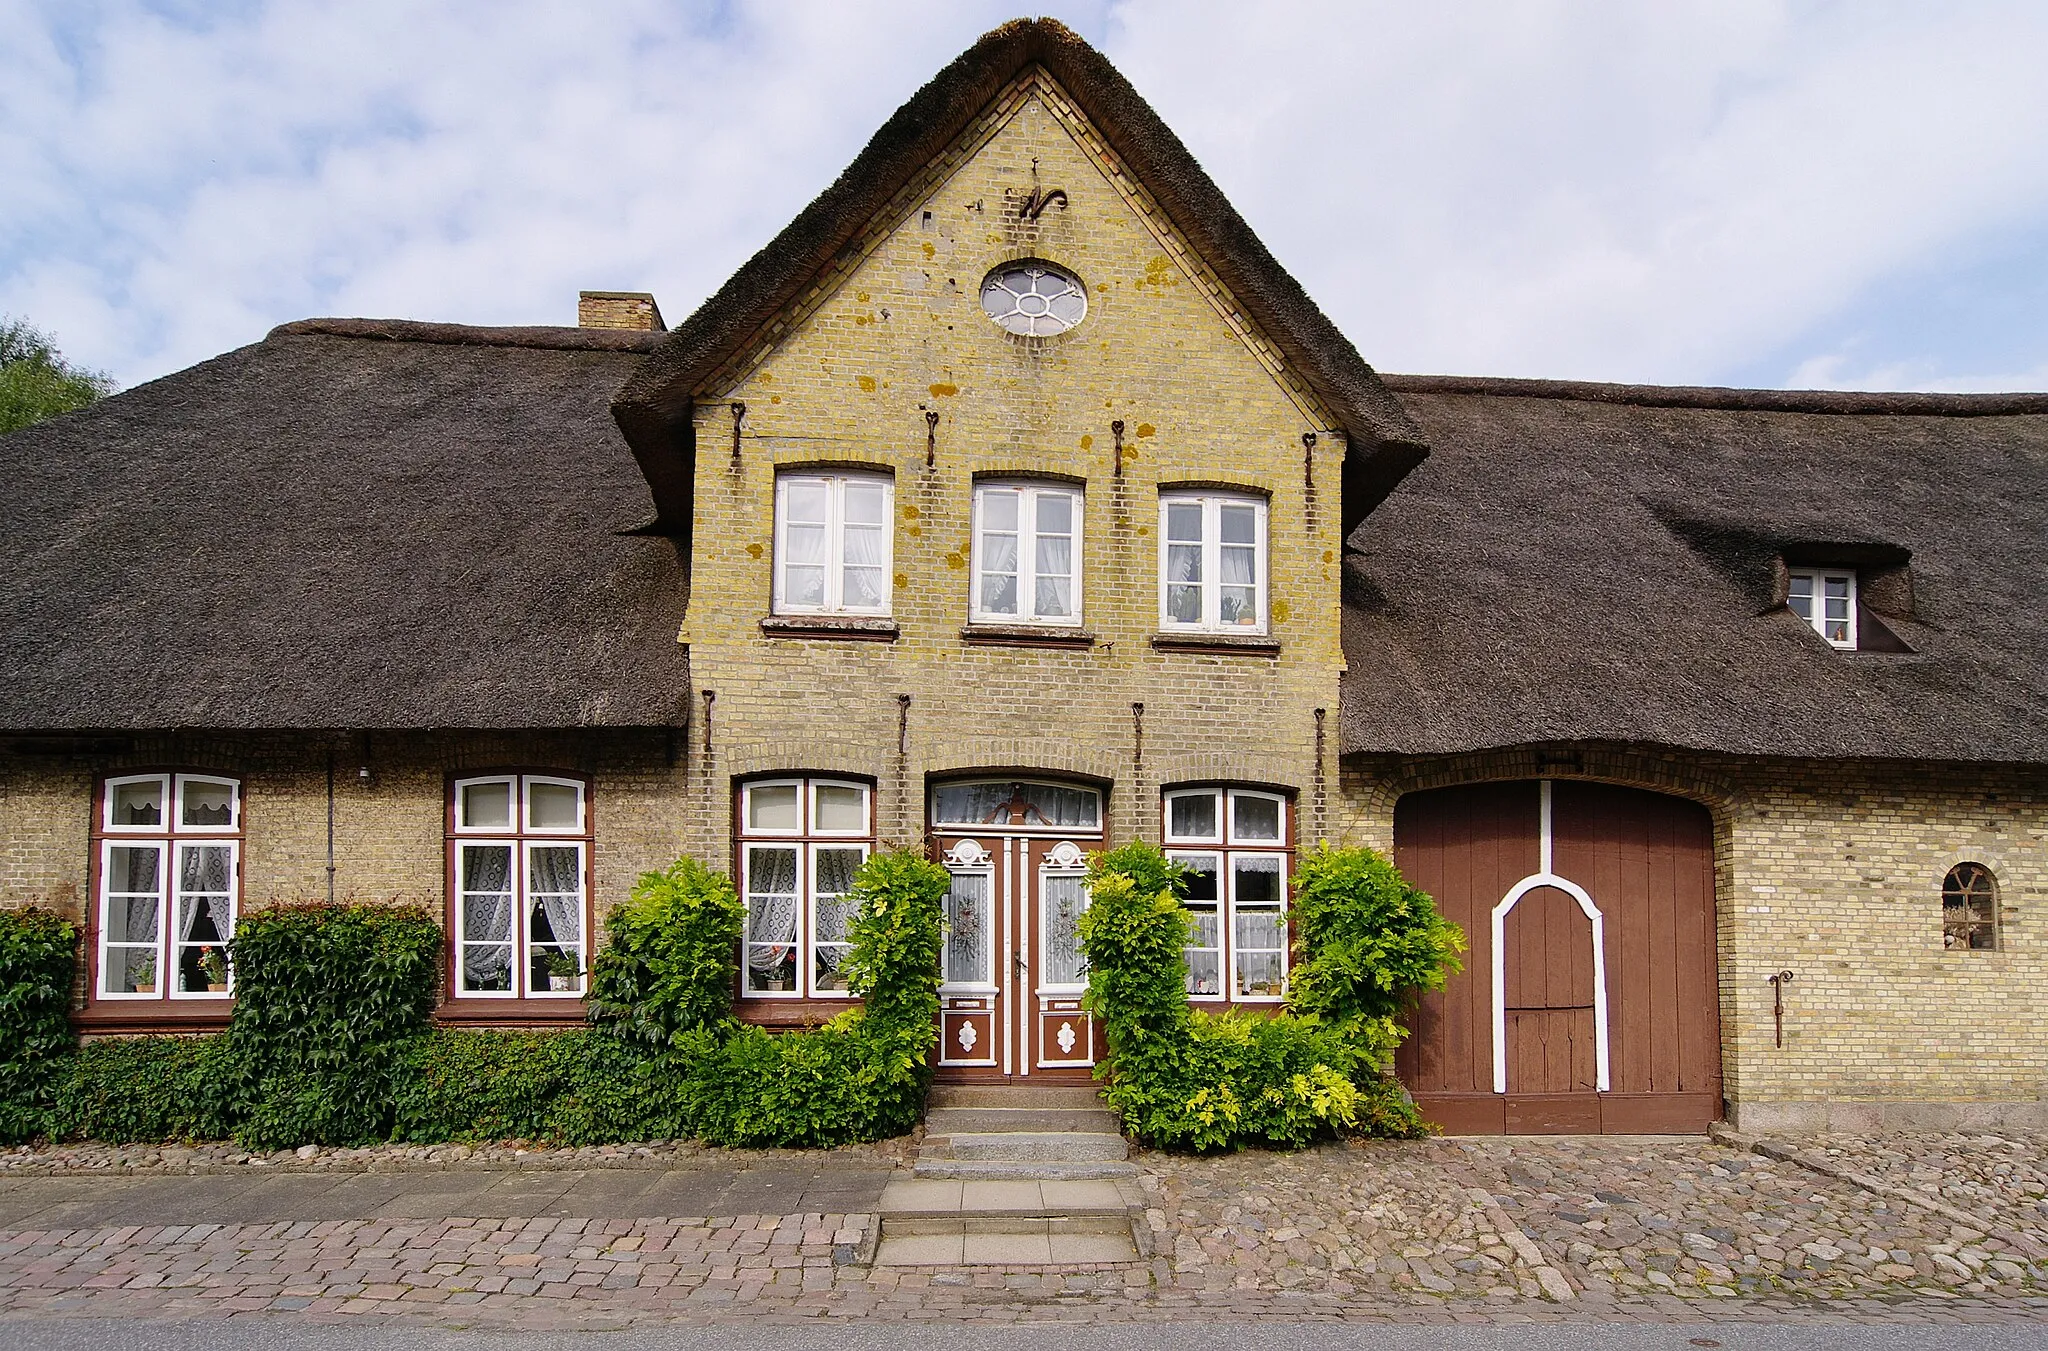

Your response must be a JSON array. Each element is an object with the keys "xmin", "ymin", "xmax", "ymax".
[
  {"xmin": 925, "ymin": 1085, "xmax": 1107, "ymax": 1110},
  {"xmin": 921, "ymin": 1131, "xmax": 1131, "ymax": 1162},
  {"xmin": 911, "ymin": 1158, "xmax": 1140, "ymax": 1180},
  {"xmin": 923, "ymin": 1106, "xmax": 1122, "ymax": 1133},
  {"xmin": 874, "ymin": 1228, "xmax": 1140, "ymax": 1266},
  {"xmin": 880, "ymin": 1176, "xmax": 1142, "ymax": 1215},
  {"xmin": 876, "ymin": 1174, "xmax": 1148, "ymax": 1266}
]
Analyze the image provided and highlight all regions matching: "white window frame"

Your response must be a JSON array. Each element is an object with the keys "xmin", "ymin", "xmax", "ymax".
[
  {"xmin": 1787, "ymin": 568, "xmax": 1858, "ymax": 649},
  {"xmin": 1158, "ymin": 492, "xmax": 1268, "ymax": 635},
  {"xmin": 970, "ymin": 481, "xmax": 1084, "ymax": 627},
  {"xmin": 96, "ymin": 772, "xmax": 242, "ymax": 1002},
  {"xmin": 450, "ymin": 774, "xmax": 590, "ymax": 1000},
  {"xmin": 738, "ymin": 777, "xmax": 874, "ymax": 1000},
  {"xmin": 773, "ymin": 472, "xmax": 894, "ymax": 617},
  {"xmin": 1163, "ymin": 787, "xmax": 1292, "ymax": 1003}
]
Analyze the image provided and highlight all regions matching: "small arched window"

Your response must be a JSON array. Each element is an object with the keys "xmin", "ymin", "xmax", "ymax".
[{"xmin": 1942, "ymin": 862, "xmax": 1999, "ymax": 951}]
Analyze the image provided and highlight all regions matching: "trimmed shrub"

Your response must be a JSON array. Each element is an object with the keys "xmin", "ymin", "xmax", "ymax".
[
  {"xmin": 589, "ymin": 856, "xmax": 745, "ymax": 1050},
  {"xmin": 390, "ymin": 1028, "xmax": 708, "ymax": 1146},
  {"xmin": 1080, "ymin": 841, "xmax": 1459, "ymax": 1151},
  {"xmin": 1290, "ymin": 845, "xmax": 1465, "ymax": 1025},
  {"xmin": 0, "ymin": 908, "xmax": 78, "ymax": 1143},
  {"xmin": 48, "ymin": 1035, "xmax": 234, "ymax": 1143},
  {"xmin": 689, "ymin": 849, "xmax": 947, "ymax": 1147},
  {"xmin": 219, "ymin": 903, "xmax": 443, "ymax": 1148}
]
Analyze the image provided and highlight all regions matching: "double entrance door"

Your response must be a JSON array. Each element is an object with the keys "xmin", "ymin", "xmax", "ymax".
[{"xmin": 929, "ymin": 779, "xmax": 1106, "ymax": 1083}]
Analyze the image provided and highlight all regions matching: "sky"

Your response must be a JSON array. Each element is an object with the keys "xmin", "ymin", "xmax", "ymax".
[{"xmin": 5, "ymin": 0, "xmax": 2048, "ymax": 394}]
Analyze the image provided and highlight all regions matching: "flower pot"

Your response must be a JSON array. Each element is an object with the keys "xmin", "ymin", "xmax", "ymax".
[
  {"xmin": 135, "ymin": 982, "xmax": 155, "ymax": 994},
  {"xmin": 548, "ymin": 975, "xmax": 575, "ymax": 992},
  {"xmin": 205, "ymin": 982, "xmax": 228, "ymax": 994}
]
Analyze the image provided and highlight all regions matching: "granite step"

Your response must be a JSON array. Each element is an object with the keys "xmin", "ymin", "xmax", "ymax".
[
  {"xmin": 921, "ymin": 1130, "xmax": 1130, "ymax": 1162},
  {"xmin": 926, "ymin": 1084, "xmax": 1107, "ymax": 1111},
  {"xmin": 923, "ymin": 1106, "xmax": 1121, "ymax": 1134},
  {"xmin": 911, "ymin": 1157, "xmax": 1139, "ymax": 1180}
]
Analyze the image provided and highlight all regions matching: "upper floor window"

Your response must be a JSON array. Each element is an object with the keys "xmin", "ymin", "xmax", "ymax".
[
  {"xmin": 96, "ymin": 772, "xmax": 241, "ymax": 1001},
  {"xmin": 739, "ymin": 777, "xmax": 873, "ymax": 998},
  {"xmin": 450, "ymin": 774, "xmax": 590, "ymax": 999},
  {"xmin": 1943, "ymin": 862, "xmax": 1999, "ymax": 951},
  {"xmin": 774, "ymin": 472, "xmax": 892, "ymax": 616},
  {"xmin": 972, "ymin": 482, "xmax": 1081, "ymax": 626},
  {"xmin": 1160, "ymin": 492, "xmax": 1267, "ymax": 634},
  {"xmin": 1163, "ymin": 786, "xmax": 1290, "ymax": 1002},
  {"xmin": 1788, "ymin": 569, "xmax": 1857, "ymax": 649}
]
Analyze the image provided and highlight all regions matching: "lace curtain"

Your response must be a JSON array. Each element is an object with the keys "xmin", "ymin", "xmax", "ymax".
[{"xmin": 528, "ymin": 846, "xmax": 583, "ymax": 958}]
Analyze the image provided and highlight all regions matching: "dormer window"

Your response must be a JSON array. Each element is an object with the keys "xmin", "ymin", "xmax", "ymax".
[{"xmin": 1787, "ymin": 569, "xmax": 1857, "ymax": 649}]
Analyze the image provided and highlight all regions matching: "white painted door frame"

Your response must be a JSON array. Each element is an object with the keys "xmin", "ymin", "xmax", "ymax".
[{"xmin": 1489, "ymin": 779, "xmax": 1612, "ymax": 1095}]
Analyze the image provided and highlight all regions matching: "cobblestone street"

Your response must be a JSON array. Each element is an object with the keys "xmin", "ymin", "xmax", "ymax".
[{"xmin": 3, "ymin": 1132, "xmax": 2048, "ymax": 1330}]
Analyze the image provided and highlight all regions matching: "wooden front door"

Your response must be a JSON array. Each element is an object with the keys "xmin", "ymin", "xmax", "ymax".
[
  {"xmin": 930, "ymin": 780, "xmax": 1106, "ymax": 1083},
  {"xmin": 1394, "ymin": 779, "xmax": 1721, "ymax": 1134}
]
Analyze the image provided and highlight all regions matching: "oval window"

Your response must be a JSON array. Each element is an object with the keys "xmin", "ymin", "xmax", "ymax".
[{"xmin": 979, "ymin": 261, "xmax": 1087, "ymax": 336}]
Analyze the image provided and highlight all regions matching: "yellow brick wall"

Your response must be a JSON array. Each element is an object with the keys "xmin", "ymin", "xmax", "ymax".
[
  {"xmin": 0, "ymin": 732, "xmax": 693, "ymax": 967},
  {"xmin": 1340, "ymin": 747, "xmax": 2048, "ymax": 1127},
  {"xmin": 679, "ymin": 72, "xmax": 1344, "ymax": 868}
]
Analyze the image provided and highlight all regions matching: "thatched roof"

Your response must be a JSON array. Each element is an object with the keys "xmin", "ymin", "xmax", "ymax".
[
  {"xmin": 1342, "ymin": 376, "xmax": 2048, "ymax": 762},
  {"xmin": 0, "ymin": 321, "xmax": 689, "ymax": 731},
  {"xmin": 613, "ymin": 17, "xmax": 1427, "ymax": 536}
]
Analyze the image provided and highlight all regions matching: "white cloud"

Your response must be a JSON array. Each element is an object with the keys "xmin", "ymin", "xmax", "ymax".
[{"xmin": 2, "ymin": 0, "xmax": 2046, "ymax": 391}]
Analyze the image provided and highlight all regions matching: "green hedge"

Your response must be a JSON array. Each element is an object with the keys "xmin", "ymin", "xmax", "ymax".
[
  {"xmin": 687, "ymin": 850, "xmax": 947, "ymax": 1146},
  {"xmin": 589, "ymin": 857, "xmax": 746, "ymax": 1050},
  {"xmin": 1079, "ymin": 841, "xmax": 1461, "ymax": 1151},
  {"xmin": 391, "ymin": 1028, "xmax": 705, "ymax": 1146},
  {"xmin": 219, "ymin": 903, "xmax": 444, "ymax": 1148},
  {"xmin": 0, "ymin": 908, "xmax": 78, "ymax": 1143},
  {"xmin": 48, "ymin": 1035, "xmax": 233, "ymax": 1143}
]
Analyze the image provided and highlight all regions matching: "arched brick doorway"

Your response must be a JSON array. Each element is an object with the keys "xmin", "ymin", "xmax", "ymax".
[{"xmin": 1393, "ymin": 779, "xmax": 1722, "ymax": 1133}]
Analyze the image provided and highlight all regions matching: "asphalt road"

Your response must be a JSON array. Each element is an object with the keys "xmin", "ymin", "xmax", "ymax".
[{"xmin": 3, "ymin": 1321, "xmax": 2044, "ymax": 1351}]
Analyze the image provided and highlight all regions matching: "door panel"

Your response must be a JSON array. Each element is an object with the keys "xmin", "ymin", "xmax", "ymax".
[
  {"xmin": 932, "ymin": 816, "xmax": 1103, "ymax": 1083},
  {"xmin": 1396, "ymin": 780, "xmax": 1720, "ymax": 1134}
]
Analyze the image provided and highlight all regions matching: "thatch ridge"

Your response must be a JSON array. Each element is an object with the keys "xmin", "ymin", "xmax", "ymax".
[
  {"xmin": 1381, "ymin": 373, "xmax": 2048, "ymax": 418},
  {"xmin": 272, "ymin": 317, "xmax": 666, "ymax": 353},
  {"xmin": 613, "ymin": 17, "xmax": 1426, "ymax": 533}
]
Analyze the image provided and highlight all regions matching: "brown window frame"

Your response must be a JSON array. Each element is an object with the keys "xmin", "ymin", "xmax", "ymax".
[
  {"xmin": 441, "ymin": 770, "xmax": 595, "ymax": 1027},
  {"xmin": 81, "ymin": 769, "xmax": 244, "ymax": 1031},
  {"xmin": 1942, "ymin": 861, "xmax": 2000, "ymax": 952}
]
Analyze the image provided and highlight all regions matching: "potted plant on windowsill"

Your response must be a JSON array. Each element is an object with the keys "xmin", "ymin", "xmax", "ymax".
[
  {"xmin": 543, "ymin": 951, "xmax": 582, "ymax": 992},
  {"xmin": 133, "ymin": 953, "xmax": 156, "ymax": 995},
  {"xmin": 199, "ymin": 945, "xmax": 229, "ymax": 993}
]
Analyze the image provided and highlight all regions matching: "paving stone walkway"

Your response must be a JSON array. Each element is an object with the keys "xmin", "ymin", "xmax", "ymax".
[{"xmin": 3, "ymin": 1133, "xmax": 2048, "ymax": 1329}]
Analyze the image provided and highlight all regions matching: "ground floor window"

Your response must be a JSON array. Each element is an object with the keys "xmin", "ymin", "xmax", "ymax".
[
  {"xmin": 95, "ymin": 772, "xmax": 241, "ymax": 1001},
  {"xmin": 450, "ymin": 773, "xmax": 590, "ymax": 998},
  {"xmin": 1162, "ymin": 786, "xmax": 1291, "ymax": 1002},
  {"xmin": 738, "ymin": 777, "xmax": 873, "ymax": 998}
]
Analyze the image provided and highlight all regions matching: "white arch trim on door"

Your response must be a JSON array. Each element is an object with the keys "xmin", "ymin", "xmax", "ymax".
[{"xmin": 1490, "ymin": 780, "xmax": 1612, "ymax": 1095}]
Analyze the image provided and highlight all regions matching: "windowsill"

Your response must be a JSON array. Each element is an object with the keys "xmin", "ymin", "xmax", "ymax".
[
  {"xmin": 436, "ymin": 997, "xmax": 588, "ymax": 1028},
  {"xmin": 740, "ymin": 997, "xmax": 861, "ymax": 1027},
  {"xmin": 74, "ymin": 1000, "xmax": 234, "ymax": 1034},
  {"xmin": 1151, "ymin": 632, "xmax": 1280, "ymax": 656},
  {"xmin": 960, "ymin": 623, "xmax": 1095, "ymax": 649},
  {"xmin": 760, "ymin": 615, "xmax": 899, "ymax": 641}
]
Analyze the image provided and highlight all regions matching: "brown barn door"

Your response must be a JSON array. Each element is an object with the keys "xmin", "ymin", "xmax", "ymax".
[{"xmin": 1394, "ymin": 779, "xmax": 1720, "ymax": 1134}]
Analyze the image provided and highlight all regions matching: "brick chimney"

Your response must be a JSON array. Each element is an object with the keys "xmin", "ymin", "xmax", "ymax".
[{"xmin": 578, "ymin": 291, "xmax": 666, "ymax": 332}]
